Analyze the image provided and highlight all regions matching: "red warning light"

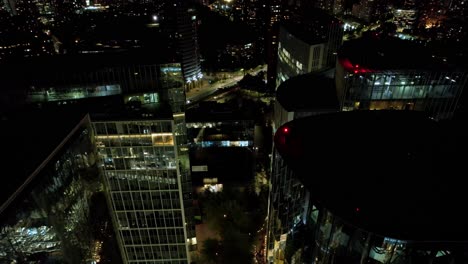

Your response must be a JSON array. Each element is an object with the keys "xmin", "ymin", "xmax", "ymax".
[
  {"xmin": 355, "ymin": 64, "xmax": 359, "ymax": 68},
  {"xmin": 354, "ymin": 70, "xmax": 359, "ymax": 74},
  {"xmin": 283, "ymin": 127, "xmax": 289, "ymax": 133},
  {"xmin": 356, "ymin": 207, "xmax": 360, "ymax": 212}
]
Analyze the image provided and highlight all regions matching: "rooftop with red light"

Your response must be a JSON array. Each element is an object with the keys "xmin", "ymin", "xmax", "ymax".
[
  {"xmin": 338, "ymin": 36, "xmax": 454, "ymax": 72},
  {"xmin": 274, "ymin": 110, "xmax": 468, "ymax": 242}
]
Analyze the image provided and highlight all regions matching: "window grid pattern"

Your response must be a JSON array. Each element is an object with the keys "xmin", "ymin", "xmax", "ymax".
[
  {"xmin": 338, "ymin": 69, "xmax": 468, "ymax": 119},
  {"xmin": 93, "ymin": 121, "xmax": 189, "ymax": 263}
]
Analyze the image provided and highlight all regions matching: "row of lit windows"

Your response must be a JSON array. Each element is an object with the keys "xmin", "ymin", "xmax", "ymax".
[
  {"xmin": 112, "ymin": 198, "xmax": 181, "ymax": 213},
  {"xmin": 99, "ymin": 146, "xmax": 175, "ymax": 160},
  {"xmin": 107, "ymin": 173, "xmax": 178, "ymax": 192},
  {"xmin": 112, "ymin": 193, "xmax": 181, "ymax": 211},
  {"xmin": 122, "ymin": 233, "xmax": 185, "ymax": 246},
  {"xmin": 106, "ymin": 169, "xmax": 177, "ymax": 179},
  {"xmin": 94, "ymin": 121, "xmax": 173, "ymax": 135},
  {"xmin": 124, "ymin": 245, "xmax": 186, "ymax": 261},
  {"xmin": 346, "ymin": 77, "xmax": 462, "ymax": 100},
  {"xmin": 113, "ymin": 191, "xmax": 181, "ymax": 203},
  {"xmin": 116, "ymin": 210, "xmax": 184, "ymax": 229},
  {"xmin": 102, "ymin": 155, "xmax": 176, "ymax": 171},
  {"xmin": 96, "ymin": 134, "xmax": 174, "ymax": 148}
]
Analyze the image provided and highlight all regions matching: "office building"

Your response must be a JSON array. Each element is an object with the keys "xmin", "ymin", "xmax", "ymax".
[
  {"xmin": 0, "ymin": 51, "xmax": 196, "ymax": 263},
  {"xmin": 392, "ymin": 8, "xmax": 418, "ymax": 32},
  {"xmin": 276, "ymin": 9, "xmax": 343, "ymax": 88},
  {"xmin": 265, "ymin": 0, "xmax": 282, "ymax": 91},
  {"xmin": 0, "ymin": 112, "xmax": 101, "ymax": 263},
  {"xmin": 266, "ymin": 72, "xmax": 339, "ymax": 263},
  {"xmin": 267, "ymin": 34, "xmax": 467, "ymax": 264},
  {"xmin": 273, "ymin": 110, "xmax": 468, "ymax": 263},
  {"xmin": 93, "ymin": 115, "xmax": 195, "ymax": 263},
  {"xmin": 335, "ymin": 36, "xmax": 468, "ymax": 119},
  {"xmin": 163, "ymin": 0, "xmax": 203, "ymax": 92}
]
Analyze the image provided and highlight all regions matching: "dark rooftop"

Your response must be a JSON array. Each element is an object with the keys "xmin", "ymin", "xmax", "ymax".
[
  {"xmin": 0, "ymin": 109, "xmax": 88, "ymax": 215},
  {"xmin": 276, "ymin": 71, "xmax": 339, "ymax": 112},
  {"xmin": 274, "ymin": 110, "xmax": 468, "ymax": 242},
  {"xmin": 338, "ymin": 36, "xmax": 452, "ymax": 71},
  {"xmin": 0, "ymin": 48, "xmax": 177, "ymax": 87}
]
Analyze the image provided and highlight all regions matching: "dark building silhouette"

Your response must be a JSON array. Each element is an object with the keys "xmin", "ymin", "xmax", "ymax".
[{"xmin": 272, "ymin": 110, "xmax": 468, "ymax": 263}]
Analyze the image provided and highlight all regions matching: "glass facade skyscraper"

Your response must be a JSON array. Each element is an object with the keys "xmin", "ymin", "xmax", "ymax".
[
  {"xmin": 336, "ymin": 37, "xmax": 468, "ymax": 120},
  {"xmin": 0, "ymin": 114, "xmax": 100, "ymax": 263},
  {"xmin": 1, "ymin": 52, "xmax": 196, "ymax": 263},
  {"xmin": 272, "ymin": 111, "xmax": 468, "ymax": 264},
  {"xmin": 93, "ymin": 118, "xmax": 195, "ymax": 263}
]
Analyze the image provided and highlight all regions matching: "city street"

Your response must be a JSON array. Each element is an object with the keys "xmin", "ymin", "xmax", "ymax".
[{"xmin": 186, "ymin": 65, "xmax": 266, "ymax": 104}]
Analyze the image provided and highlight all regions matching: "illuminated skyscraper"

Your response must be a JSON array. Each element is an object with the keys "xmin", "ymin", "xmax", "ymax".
[
  {"xmin": 335, "ymin": 37, "xmax": 468, "ymax": 119},
  {"xmin": 93, "ymin": 115, "xmax": 195, "ymax": 263},
  {"xmin": 0, "ymin": 52, "xmax": 196, "ymax": 263},
  {"xmin": 0, "ymin": 112, "xmax": 100, "ymax": 263},
  {"xmin": 163, "ymin": 0, "xmax": 203, "ymax": 92},
  {"xmin": 276, "ymin": 9, "xmax": 343, "ymax": 88},
  {"xmin": 266, "ymin": 0, "xmax": 282, "ymax": 91}
]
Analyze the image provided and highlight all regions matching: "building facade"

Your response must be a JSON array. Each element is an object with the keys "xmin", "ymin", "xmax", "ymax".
[
  {"xmin": 392, "ymin": 8, "xmax": 418, "ymax": 32},
  {"xmin": 163, "ymin": 0, "xmax": 203, "ymax": 92},
  {"xmin": 267, "ymin": 73, "xmax": 339, "ymax": 264},
  {"xmin": 335, "ymin": 38, "xmax": 468, "ymax": 119},
  {"xmin": 93, "ymin": 117, "xmax": 195, "ymax": 263},
  {"xmin": 0, "ymin": 53, "xmax": 197, "ymax": 263},
  {"xmin": 0, "ymin": 114, "xmax": 100, "ymax": 263},
  {"xmin": 273, "ymin": 111, "xmax": 468, "ymax": 264},
  {"xmin": 267, "ymin": 36, "xmax": 467, "ymax": 264},
  {"xmin": 276, "ymin": 10, "xmax": 343, "ymax": 88},
  {"xmin": 277, "ymin": 25, "xmax": 326, "ymax": 87}
]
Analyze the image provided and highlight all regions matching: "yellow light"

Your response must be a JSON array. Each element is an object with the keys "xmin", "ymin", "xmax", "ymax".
[
  {"xmin": 95, "ymin": 133, "xmax": 173, "ymax": 139},
  {"xmin": 173, "ymin": 113, "xmax": 185, "ymax": 117}
]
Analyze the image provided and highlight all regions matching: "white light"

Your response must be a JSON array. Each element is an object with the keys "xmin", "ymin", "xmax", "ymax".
[
  {"xmin": 375, "ymin": 82, "xmax": 381, "ymax": 85},
  {"xmin": 401, "ymin": 81, "xmax": 406, "ymax": 85},
  {"xmin": 152, "ymin": 15, "xmax": 158, "ymax": 21}
]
